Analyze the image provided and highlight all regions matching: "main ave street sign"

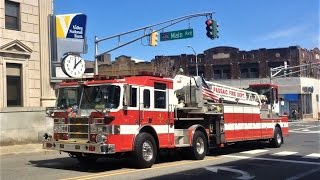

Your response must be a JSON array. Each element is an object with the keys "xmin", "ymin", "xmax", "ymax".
[{"xmin": 160, "ymin": 29, "xmax": 193, "ymax": 41}]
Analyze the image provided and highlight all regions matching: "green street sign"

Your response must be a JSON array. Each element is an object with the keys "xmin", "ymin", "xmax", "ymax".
[{"xmin": 160, "ymin": 29, "xmax": 193, "ymax": 41}]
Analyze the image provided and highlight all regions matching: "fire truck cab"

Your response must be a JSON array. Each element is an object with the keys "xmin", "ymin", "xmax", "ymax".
[{"xmin": 43, "ymin": 74, "xmax": 288, "ymax": 168}]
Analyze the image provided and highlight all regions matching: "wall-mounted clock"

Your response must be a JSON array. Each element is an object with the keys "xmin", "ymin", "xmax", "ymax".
[{"xmin": 61, "ymin": 55, "xmax": 85, "ymax": 78}]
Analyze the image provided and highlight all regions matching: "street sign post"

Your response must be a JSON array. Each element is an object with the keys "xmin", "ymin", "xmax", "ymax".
[{"xmin": 160, "ymin": 29, "xmax": 193, "ymax": 41}]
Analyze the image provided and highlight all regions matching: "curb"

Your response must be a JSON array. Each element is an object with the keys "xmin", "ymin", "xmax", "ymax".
[{"xmin": 0, "ymin": 143, "xmax": 56, "ymax": 156}]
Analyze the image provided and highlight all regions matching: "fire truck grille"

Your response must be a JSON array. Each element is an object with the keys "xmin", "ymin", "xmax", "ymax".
[
  {"xmin": 69, "ymin": 125, "xmax": 88, "ymax": 133},
  {"xmin": 69, "ymin": 118, "xmax": 88, "ymax": 124},
  {"xmin": 68, "ymin": 118, "xmax": 89, "ymax": 140}
]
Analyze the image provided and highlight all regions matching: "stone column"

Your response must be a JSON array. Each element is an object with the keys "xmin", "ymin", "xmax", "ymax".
[{"xmin": 39, "ymin": 0, "xmax": 56, "ymax": 107}]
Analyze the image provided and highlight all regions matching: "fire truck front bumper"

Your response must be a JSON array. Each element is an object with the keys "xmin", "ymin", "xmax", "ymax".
[{"xmin": 43, "ymin": 140, "xmax": 116, "ymax": 154}]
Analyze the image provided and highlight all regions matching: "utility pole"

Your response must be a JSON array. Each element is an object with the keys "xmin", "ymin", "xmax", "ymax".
[{"xmin": 187, "ymin": 45, "xmax": 198, "ymax": 76}]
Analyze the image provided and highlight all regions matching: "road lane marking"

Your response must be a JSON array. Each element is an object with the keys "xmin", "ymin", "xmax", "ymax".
[
  {"xmin": 303, "ymin": 153, "xmax": 320, "ymax": 159},
  {"xmin": 205, "ymin": 166, "xmax": 255, "ymax": 180},
  {"xmin": 289, "ymin": 130, "xmax": 320, "ymax": 134},
  {"xmin": 223, "ymin": 155, "xmax": 320, "ymax": 166},
  {"xmin": 60, "ymin": 157, "xmax": 221, "ymax": 180},
  {"xmin": 286, "ymin": 167, "xmax": 320, "ymax": 180},
  {"xmin": 240, "ymin": 149, "xmax": 269, "ymax": 155},
  {"xmin": 273, "ymin": 151, "xmax": 298, "ymax": 156}
]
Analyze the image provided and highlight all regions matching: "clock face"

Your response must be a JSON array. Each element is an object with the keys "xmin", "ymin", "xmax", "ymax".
[{"xmin": 61, "ymin": 55, "xmax": 85, "ymax": 78}]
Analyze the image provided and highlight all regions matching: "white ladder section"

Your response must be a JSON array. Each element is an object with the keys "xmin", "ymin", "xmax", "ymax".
[{"xmin": 205, "ymin": 80, "xmax": 261, "ymax": 106}]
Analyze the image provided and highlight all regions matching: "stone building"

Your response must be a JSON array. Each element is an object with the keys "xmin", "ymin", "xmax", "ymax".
[{"xmin": 0, "ymin": 0, "xmax": 54, "ymax": 145}]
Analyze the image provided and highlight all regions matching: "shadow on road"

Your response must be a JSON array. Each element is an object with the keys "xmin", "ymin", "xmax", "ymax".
[{"xmin": 29, "ymin": 141, "xmax": 269, "ymax": 173}]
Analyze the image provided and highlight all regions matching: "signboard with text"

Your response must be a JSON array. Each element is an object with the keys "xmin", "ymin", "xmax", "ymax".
[
  {"xmin": 160, "ymin": 29, "xmax": 193, "ymax": 41},
  {"xmin": 56, "ymin": 13, "xmax": 87, "ymax": 39},
  {"xmin": 50, "ymin": 13, "xmax": 88, "ymax": 82}
]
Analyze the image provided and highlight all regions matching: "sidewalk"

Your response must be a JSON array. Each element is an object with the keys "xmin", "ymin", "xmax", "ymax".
[{"xmin": 0, "ymin": 143, "xmax": 55, "ymax": 156}]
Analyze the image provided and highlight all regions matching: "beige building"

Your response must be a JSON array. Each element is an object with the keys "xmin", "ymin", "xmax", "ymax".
[{"xmin": 0, "ymin": 0, "xmax": 55, "ymax": 145}]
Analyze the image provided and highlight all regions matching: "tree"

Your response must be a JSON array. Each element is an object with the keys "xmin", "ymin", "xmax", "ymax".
[{"xmin": 153, "ymin": 57, "xmax": 177, "ymax": 77}]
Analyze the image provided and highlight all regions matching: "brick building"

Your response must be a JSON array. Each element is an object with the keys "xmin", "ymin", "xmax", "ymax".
[
  {"xmin": 155, "ymin": 46, "xmax": 320, "ymax": 80},
  {"xmin": 154, "ymin": 46, "xmax": 320, "ymax": 119},
  {"xmin": 98, "ymin": 55, "xmax": 154, "ymax": 77}
]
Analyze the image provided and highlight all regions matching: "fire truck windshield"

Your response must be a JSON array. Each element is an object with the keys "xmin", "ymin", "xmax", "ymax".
[
  {"xmin": 56, "ymin": 87, "xmax": 81, "ymax": 109},
  {"xmin": 81, "ymin": 85, "xmax": 121, "ymax": 109}
]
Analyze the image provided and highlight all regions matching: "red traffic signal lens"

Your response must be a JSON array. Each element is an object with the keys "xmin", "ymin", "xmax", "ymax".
[{"xmin": 205, "ymin": 19, "xmax": 212, "ymax": 26}]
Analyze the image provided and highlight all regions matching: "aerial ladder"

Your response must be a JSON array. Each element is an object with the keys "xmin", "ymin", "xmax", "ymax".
[{"xmin": 172, "ymin": 75, "xmax": 261, "ymax": 109}]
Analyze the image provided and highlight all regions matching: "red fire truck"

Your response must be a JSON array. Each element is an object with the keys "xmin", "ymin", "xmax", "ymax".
[{"xmin": 43, "ymin": 74, "xmax": 288, "ymax": 168}]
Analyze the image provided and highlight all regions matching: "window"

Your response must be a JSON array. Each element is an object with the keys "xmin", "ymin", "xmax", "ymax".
[
  {"xmin": 240, "ymin": 63, "xmax": 259, "ymax": 78},
  {"xmin": 198, "ymin": 66, "xmax": 205, "ymax": 76},
  {"xmin": 240, "ymin": 68, "xmax": 249, "ymax": 78},
  {"xmin": 214, "ymin": 69, "xmax": 221, "ymax": 79},
  {"xmin": 268, "ymin": 62, "xmax": 287, "ymax": 77},
  {"xmin": 188, "ymin": 66, "xmax": 197, "ymax": 76},
  {"xmin": 5, "ymin": 0, "xmax": 20, "ymax": 30},
  {"xmin": 143, "ymin": 89, "xmax": 150, "ymax": 108},
  {"xmin": 301, "ymin": 94, "xmax": 312, "ymax": 114},
  {"xmin": 213, "ymin": 65, "xmax": 231, "ymax": 79},
  {"xmin": 154, "ymin": 83, "xmax": 166, "ymax": 109},
  {"xmin": 6, "ymin": 63, "xmax": 22, "ymax": 107},
  {"xmin": 130, "ymin": 88, "xmax": 137, "ymax": 107}
]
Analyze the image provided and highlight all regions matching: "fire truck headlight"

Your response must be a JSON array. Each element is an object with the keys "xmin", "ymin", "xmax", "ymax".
[
  {"xmin": 102, "ymin": 108, "xmax": 110, "ymax": 115},
  {"xmin": 96, "ymin": 134, "xmax": 106, "ymax": 144},
  {"xmin": 53, "ymin": 124, "xmax": 68, "ymax": 133},
  {"xmin": 46, "ymin": 109, "xmax": 54, "ymax": 117}
]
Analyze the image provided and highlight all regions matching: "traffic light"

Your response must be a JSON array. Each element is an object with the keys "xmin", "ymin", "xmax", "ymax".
[
  {"xmin": 212, "ymin": 20, "xmax": 219, "ymax": 39},
  {"xmin": 149, "ymin": 30, "xmax": 158, "ymax": 46},
  {"xmin": 205, "ymin": 19, "xmax": 219, "ymax": 39},
  {"xmin": 205, "ymin": 19, "xmax": 213, "ymax": 39}
]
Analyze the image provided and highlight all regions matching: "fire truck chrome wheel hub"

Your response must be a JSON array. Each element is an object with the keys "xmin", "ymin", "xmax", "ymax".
[
  {"xmin": 196, "ymin": 138, "xmax": 205, "ymax": 154},
  {"xmin": 142, "ymin": 141, "xmax": 153, "ymax": 161},
  {"xmin": 276, "ymin": 133, "xmax": 282, "ymax": 144}
]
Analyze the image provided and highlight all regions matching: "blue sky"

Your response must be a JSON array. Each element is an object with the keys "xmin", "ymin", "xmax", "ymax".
[{"xmin": 54, "ymin": 0, "xmax": 319, "ymax": 61}]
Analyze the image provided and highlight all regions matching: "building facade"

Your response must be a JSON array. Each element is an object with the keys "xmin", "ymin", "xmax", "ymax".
[
  {"xmin": 154, "ymin": 46, "xmax": 320, "ymax": 119},
  {"xmin": 0, "ymin": 0, "xmax": 55, "ymax": 145},
  {"xmin": 99, "ymin": 55, "xmax": 154, "ymax": 77},
  {"xmin": 97, "ymin": 46, "xmax": 319, "ymax": 119}
]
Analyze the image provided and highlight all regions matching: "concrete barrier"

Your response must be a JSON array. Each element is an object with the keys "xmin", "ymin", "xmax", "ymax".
[{"xmin": 0, "ymin": 107, "xmax": 53, "ymax": 146}]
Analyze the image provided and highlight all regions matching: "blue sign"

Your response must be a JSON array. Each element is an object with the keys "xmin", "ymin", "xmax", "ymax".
[{"xmin": 56, "ymin": 13, "xmax": 87, "ymax": 39}]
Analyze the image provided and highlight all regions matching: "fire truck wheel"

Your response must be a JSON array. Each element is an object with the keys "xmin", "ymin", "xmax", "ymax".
[
  {"xmin": 133, "ymin": 132, "xmax": 157, "ymax": 168},
  {"xmin": 271, "ymin": 127, "xmax": 282, "ymax": 148},
  {"xmin": 190, "ymin": 131, "xmax": 207, "ymax": 160}
]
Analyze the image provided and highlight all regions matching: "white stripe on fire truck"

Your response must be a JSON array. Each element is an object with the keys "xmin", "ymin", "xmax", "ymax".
[
  {"xmin": 224, "ymin": 122, "xmax": 288, "ymax": 131},
  {"xmin": 119, "ymin": 125, "xmax": 175, "ymax": 135},
  {"xmin": 223, "ymin": 106, "xmax": 260, "ymax": 114},
  {"xmin": 117, "ymin": 122, "xmax": 288, "ymax": 134}
]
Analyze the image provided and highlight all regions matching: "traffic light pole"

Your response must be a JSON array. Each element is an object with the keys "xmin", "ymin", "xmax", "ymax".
[{"xmin": 94, "ymin": 12, "xmax": 214, "ymax": 75}]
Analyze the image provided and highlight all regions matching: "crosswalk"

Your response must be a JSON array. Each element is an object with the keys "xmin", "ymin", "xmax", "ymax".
[
  {"xmin": 289, "ymin": 123, "xmax": 320, "ymax": 134},
  {"xmin": 239, "ymin": 149, "xmax": 320, "ymax": 159}
]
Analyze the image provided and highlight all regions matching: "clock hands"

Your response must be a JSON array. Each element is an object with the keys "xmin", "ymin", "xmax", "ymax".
[
  {"xmin": 74, "ymin": 58, "xmax": 82, "ymax": 69},
  {"xmin": 74, "ymin": 58, "xmax": 77, "ymax": 69}
]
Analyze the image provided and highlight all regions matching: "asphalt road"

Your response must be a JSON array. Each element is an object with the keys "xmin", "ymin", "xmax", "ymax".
[{"xmin": 0, "ymin": 121, "xmax": 319, "ymax": 180}]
